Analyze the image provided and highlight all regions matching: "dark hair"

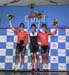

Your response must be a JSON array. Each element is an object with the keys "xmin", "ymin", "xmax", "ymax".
[
  {"xmin": 41, "ymin": 24, "xmax": 47, "ymax": 28},
  {"xmin": 19, "ymin": 23, "xmax": 25, "ymax": 28},
  {"xmin": 31, "ymin": 24, "xmax": 37, "ymax": 28}
]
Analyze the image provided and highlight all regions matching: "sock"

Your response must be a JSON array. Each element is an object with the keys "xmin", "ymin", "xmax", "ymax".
[{"xmin": 43, "ymin": 64, "xmax": 45, "ymax": 69}]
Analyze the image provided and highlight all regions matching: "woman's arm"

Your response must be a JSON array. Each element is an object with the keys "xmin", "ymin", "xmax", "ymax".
[
  {"xmin": 51, "ymin": 26, "xmax": 58, "ymax": 35},
  {"xmin": 9, "ymin": 20, "xmax": 15, "ymax": 31}
]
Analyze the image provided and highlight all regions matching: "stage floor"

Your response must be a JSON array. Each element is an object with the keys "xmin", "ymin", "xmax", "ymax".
[{"xmin": 0, "ymin": 71, "xmax": 69, "ymax": 75}]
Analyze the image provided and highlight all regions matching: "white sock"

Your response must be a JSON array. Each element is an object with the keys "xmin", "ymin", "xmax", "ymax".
[
  {"xmin": 20, "ymin": 64, "xmax": 23, "ymax": 70},
  {"xmin": 43, "ymin": 64, "xmax": 45, "ymax": 69},
  {"xmin": 14, "ymin": 64, "xmax": 18, "ymax": 71}
]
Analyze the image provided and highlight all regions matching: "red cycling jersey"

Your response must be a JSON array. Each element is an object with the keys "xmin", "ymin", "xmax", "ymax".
[
  {"xmin": 14, "ymin": 29, "xmax": 28, "ymax": 45},
  {"xmin": 38, "ymin": 32, "xmax": 52, "ymax": 46}
]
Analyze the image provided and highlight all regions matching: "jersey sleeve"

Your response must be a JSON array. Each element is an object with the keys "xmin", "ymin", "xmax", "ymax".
[
  {"xmin": 47, "ymin": 32, "xmax": 52, "ymax": 35},
  {"xmin": 13, "ymin": 28, "xmax": 19, "ymax": 34}
]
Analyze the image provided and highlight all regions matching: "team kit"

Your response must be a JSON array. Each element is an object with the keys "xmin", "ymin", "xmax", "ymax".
[{"xmin": 9, "ymin": 18, "xmax": 57, "ymax": 71}]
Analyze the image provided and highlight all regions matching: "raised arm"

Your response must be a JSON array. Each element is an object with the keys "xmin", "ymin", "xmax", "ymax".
[
  {"xmin": 51, "ymin": 26, "xmax": 58, "ymax": 35},
  {"xmin": 51, "ymin": 19, "xmax": 58, "ymax": 35},
  {"xmin": 9, "ymin": 20, "xmax": 15, "ymax": 31}
]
